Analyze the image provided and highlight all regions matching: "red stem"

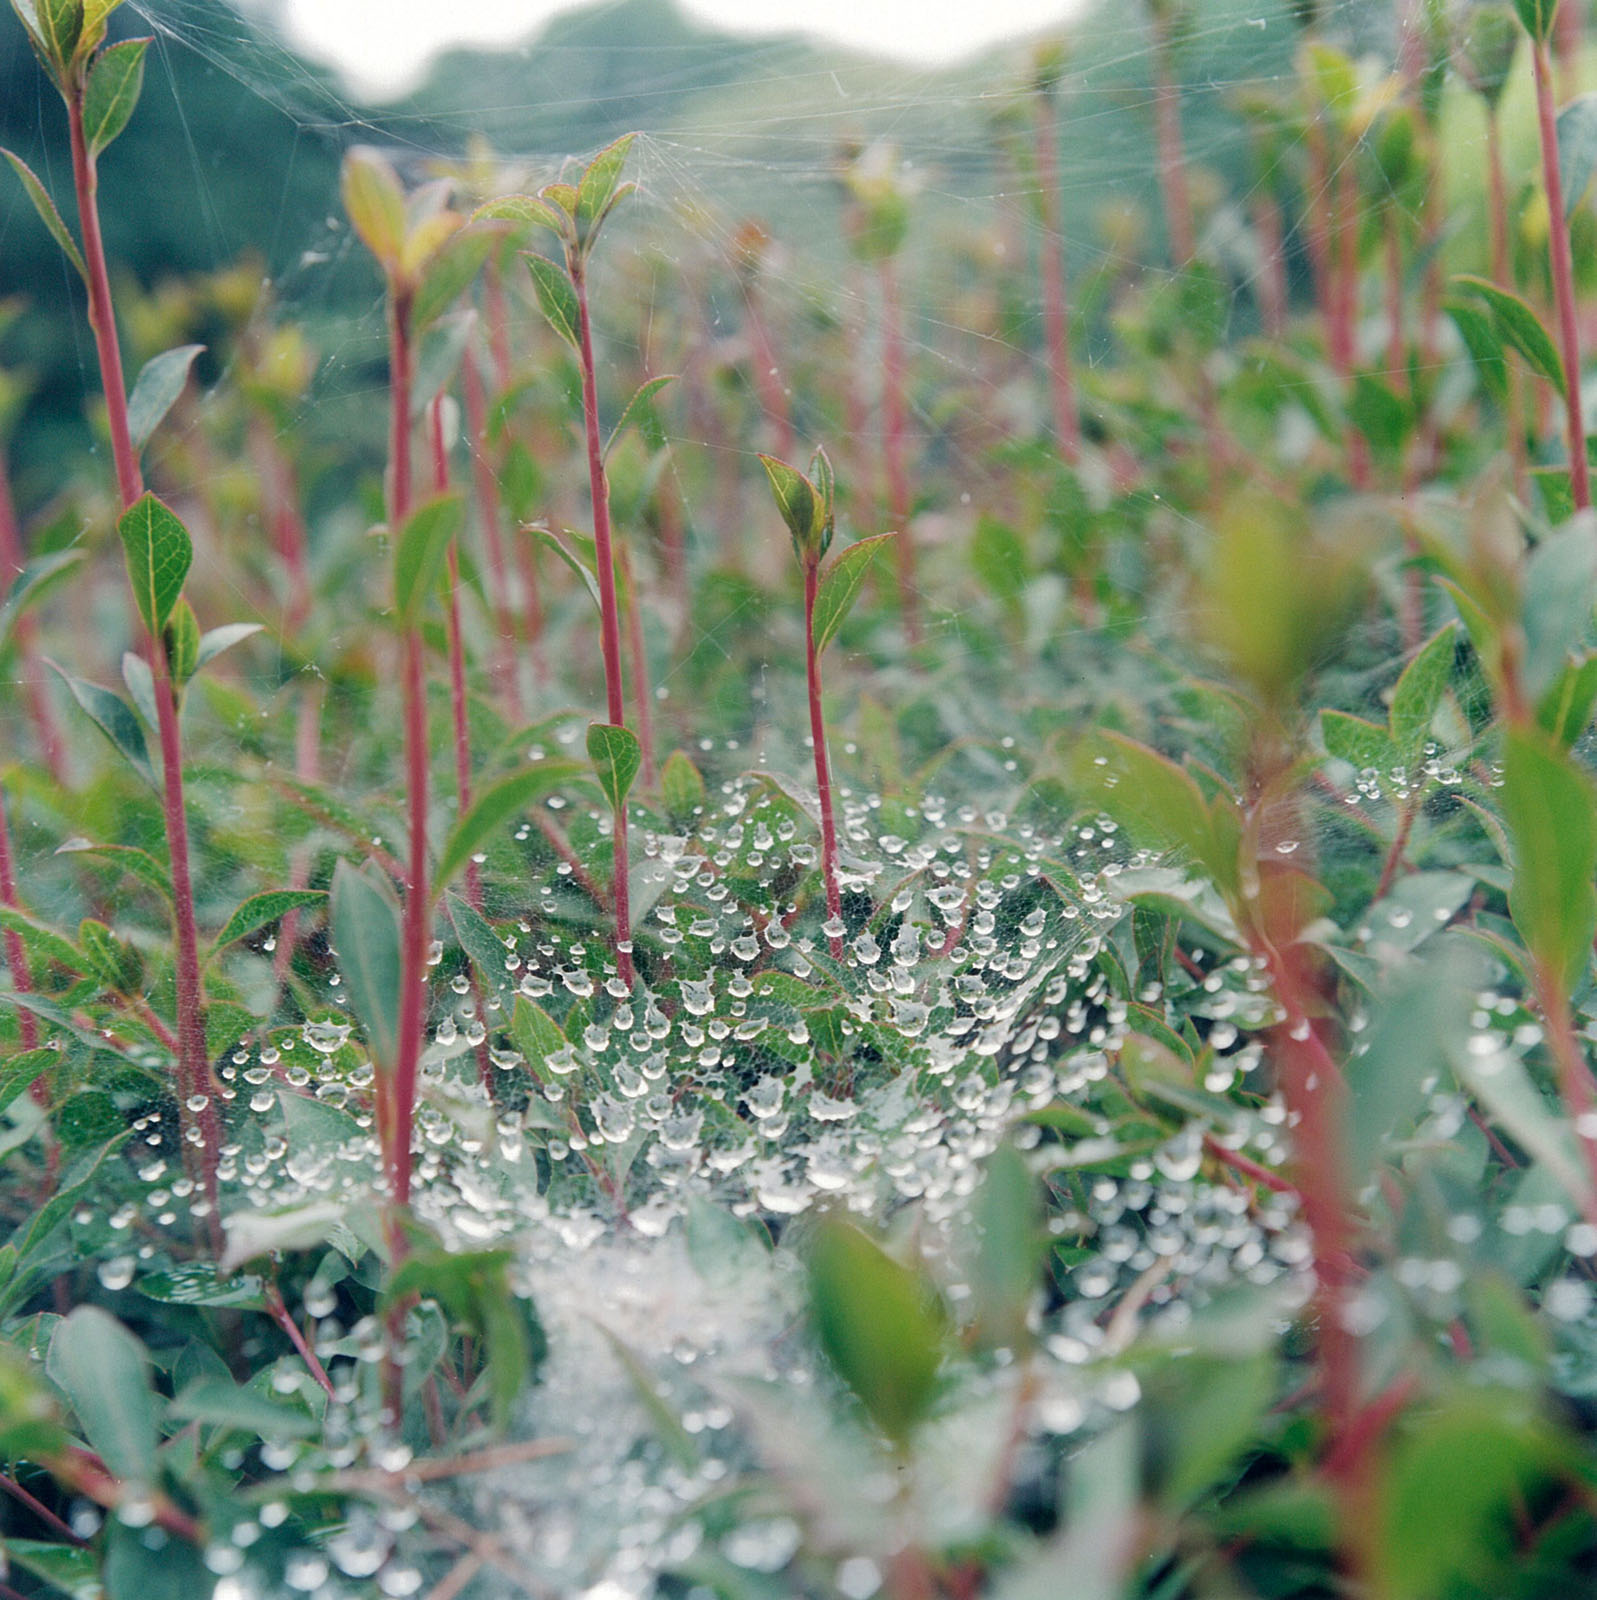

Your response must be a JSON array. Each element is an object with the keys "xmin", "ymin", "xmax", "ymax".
[
  {"xmin": 571, "ymin": 257, "xmax": 627, "ymax": 729},
  {"xmin": 249, "ymin": 415, "xmax": 312, "ymax": 633},
  {"xmin": 1034, "ymin": 82, "xmax": 1082, "ymax": 462},
  {"xmin": 392, "ymin": 626, "xmax": 428, "ymax": 1212},
  {"xmin": 805, "ymin": 561, "xmax": 844, "ymax": 960},
  {"xmin": 1485, "ymin": 114, "xmax": 1529, "ymax": 498},
  {"xmin": 1534, "ymin": 38, "xmax": 1590, "ymax": 511},
  {"xmin": 429, "ymin": 400, "xmax": 481, "ymax": 911},
  {"xmin": 0, "ymin": 792, "xmax": 39, "ymax": 1055},
  {"xmin": 426, "ymin": 406, "xmax": 493, "ymax": 1093},
  {"xmin": 620, "ymin": 549, "xmax": 656, "ymax": 787},
  {"xmin": 483, "ymin": 260, "xmax": 514, "ymax": 395},
  {"xmin": 460, "ymin": 348, "xmax": 531, "ymax": 710},
  {"xmin": 67, "ymin": 95, "xmax": 139, "ymax": 510},
  {"xmin": 571, "ymin": 251, "xmax": 635, "ymax": 988},
  {"xmin": 1204, "ymin": 1132, "xmax": 1299, "ymax": 1197},
  {"xmin": 265, "ymin": 1282, "xmax": 337, "ymax": 1400},
  {"xmin": 1152, "ymin": 17, "xmax": 1196, "ymax": 266},
  {"xmin": 69, "ymin": 88, "xmax": 217, "ymax": 1217},
  {"xmin": 1305, "ymin": 121, "xmax": 1336, "ymax": 347},
  {"xmin": 387, "ymin": 292, "xmax": 427, "ymax": 1213},
  {"xmin": 1384, "ymin": 209, "xmax": 1406, "ymax": 387},
  {"xmin": 1374, "ymin": 800, "xmax": 1415, "ymax": 902},
  {"xmin": 1333, "ymin": 151, "xmax": 1372, "ymax": 491},
  {"xmin": 0, "ymin": 458, "xmax": 67, "ymax": 783},
  {"xmin": 1536, "ymin": 972, "xmax": 1597, "ymax": 1221},
  {"xmin": 879, "ymin": 257, "xmax": 920, "ymax": 645},
  {"xmin": 0, "ymin": 1470, "xmax": 86, "ymax": 1546},
  {"xmin": 273, "ymin": 687, "xmax": 323, "ymax": 986},
  {"xmin": 1253, "ymin": 185, "xmax": 1288, "ymax": 339}
]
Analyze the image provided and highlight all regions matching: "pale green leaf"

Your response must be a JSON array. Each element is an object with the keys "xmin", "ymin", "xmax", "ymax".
[
  {"xmin": 127, "ymin": 342, "xmax": 202, "ymax": 453},
  {"xmin": 813, "ymin": 532, "xmax": 895, "ymax": 653}
]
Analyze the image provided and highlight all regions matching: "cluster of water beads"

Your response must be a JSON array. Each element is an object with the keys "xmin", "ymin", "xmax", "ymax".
[
  {"xmin": 67, "ymin": 778, "xmax": 1381, "ymax": 1596},
  {"xmin": 88, "ymin": 718, "xmax": 1579, "ymax": 1600}
]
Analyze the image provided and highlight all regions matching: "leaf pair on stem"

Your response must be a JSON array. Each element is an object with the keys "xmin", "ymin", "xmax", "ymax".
[{"xmin": 761, "ymin": 447, "xmax": 894, "ymax": 957}]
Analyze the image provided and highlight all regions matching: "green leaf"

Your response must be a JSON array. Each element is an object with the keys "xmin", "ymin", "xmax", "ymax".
[
  {"xmin": 1321, "ymin": 709, "xmax": 1398, "ymax": 770},
  {"xmin": 1445, "ymin": 299, "xmax": 1509, "ymax": 406},
  {"xmin": 412, "ymin": 228, "xmax": 494, "ymax": 332},
  {"xmin": 1072, "ymin": 730, "xmax": 1240, "ymax": 899},
  {"xmin": 432, "ymin": 762, "xmax": 580, "ymax": 896},
  {"xmin": 193, "ymin": 620, "xmax": 264, "ymax": 672},
  {"xmin": 168, "ymin": 1379, "xmax": 318, "ymax": 1439},
  {"xmin": 813, "ymin": 532, "xmax": 895, "ymax": 653},
  {"xmin": 1559, "ymin": 93, "xmax": 1597, "ymax": 218},
  {"xmin": 1349, "ymin": 372, "xmax": 1414, "ymax": 461},
  {"xmin": 533, "ymin": 523, "xmax": 602, "ymax": 611},
  {"xmin": 1345, "ymin": 941, "xmax": 1474, "ymax": 1180},
  {"xmin": 409, "ymin": 308, "xmax": 476, "ymax": 420},
  {"xmin": 1501, "ymin": 725, "xmax": 1597, "ymax": 991},
  {"xmin": 220, "ymin": 1195, "xmax": 348, "ymax": 1274},
  {"xmin": 446, "ymin": 894, "xmax": 516, "ymax": 1004},
  {"xmin": 46, "ymin": 1307, "xmax": 158, "ymax": 1484},
  {"xmin": 576, "ymin": 132, "xmax": 636, "ymax": 241},
  {"xmin": 509, "ymin": 996, "xmax": 569, "ymax": 1081},
  {"xmin": 0, "ymin": 148, "xmax": 86, "ymax": 280},
  {"xmin": 1460, "ymin": 4, "xmax": 1520, "ymax": 109},
  {"xmin": 759, "ymin": 452, "xmax": 820, "ymax": 559},
  {"xmin": 116, "ymin": 493, "xmax": 192, "ymax": 638},
  {"xmin": 393, "ymin": 491, "xmax": 464, "ymax": 623},
  {"xmin": 206, "ymin": 1000, "xmax": 256, "ymax": 1060},
  {"xmin": 587, "ymin": 722, "xmax": 641, "ymax": 814},
  {"xmin": 604, "ymin": 374, "xmax": 674, "ymax": 461},
  {"xmin": 126, "ymin": 342, "xmax": 202, "ymax": 454},
  {"xmin": 57, "ymin": 1088, "xmax": 122, "ymax": 1146},
  {"xmin": 0, "ymin": 1049, "xmax": 58, "ymax": 1117},
  {"xmin": 684, "ymin": 1197, "xmax": 769, "ymax": 1290},
  {"xmin": 1451, "ymin": 275, "xmax": 1567, "ymax": 397},
  {"xmin": 210, "ymin": 889, "xmax": 327, "ymax": 957},
  {"xmin": 541, "ymin": 182, "xmax": 579, "ymax": 220},
  {"xmin": 1382, "ymin": 1391, "xmax": 1560, "ymax": 1599},
  {"xmin": 807, "ymin": 1216, "xmax": 945, "ymax": 1444},
  {"xmin": 54, "ymin": 839, "xmax": 172, "ymax": 905},
  {"xmin": 82, "ymin": 35, "xmax": 148, "ymax": 156},
  {"xmin": 137, "ymin": 1262, "xmax": 267, "ymax": 1311},
  {"xmin": 967, "ymin": 1144, "xmax": 1041, "ymax": 1350},
  {"xmin": 1139, "ymin": 1347, "xmax": 1276, "ymax": 1507},
  {"xmin": 525, "ymin": 253, "xmax": 580, "ymax": 351},
  {"xmin": 14, "ymin": 1133, "xmax": 128, "ymax": 1258},
  {"xmin": 163, "ymin": 595, "xmax": 199, "ymax": 685},
  {"xmin": 330, "ymin": 859, "xmax": 403, "ymax": 1073},
  {"xmin": 1523, "ymin": 520, "xmax": 1597, "ymax": 703},
  {"xmin": 6, "ymin": 1540, "xmax": 101, "ymax": 1600},
  {"xmin": 121, "ymin": 647, "xmax": 156, "ymax": 730},
  {"xmin": 1537, "ymin": 653, "xmax": 1597, "ymax": 747},
  {"xmin": 0, "ymin": 907, "xmax": 85, "ymax": 976},
  {"xmin": 341, "ymin": 147, "xmax": 405, "ymax": 273},
  {"xmin": 50, "ymin": 663, "xmax": 156, "ymax": 787},
  {"xmin": 26, "ymin": 0, "xmax": 81, "ymax": 72},
  {"xmin": 972, "ymin": 515, "xmax": 1029, "ymax": 614},
  {"xmin": 469, "ymin": 193, "xmax": 564, "ymax": 235},
  {"xmin": 1389, "ymin": 622, "xmax": 1456, "ymax": 761},
  {"xmin": 0, "ymin": 549, "xmax": 84, "ymax": 651},
  {"xmin": 597, "ymin": 1322, "xmax": 697, "ymax": 1466},
  {"xmin": 1514, "ymin": 0, "xmax": 1559, "ymax": 43},
  {"xmin": 79, "ymin": 0, "xmax": 125, "ymax": 51},
  {"xmin": 659, "ymin": 749, "xmax": 706, "ymax": 821},
  {"xmin": 384, "ymin": 1245, "xmax": 534, "ymax": 1431}
]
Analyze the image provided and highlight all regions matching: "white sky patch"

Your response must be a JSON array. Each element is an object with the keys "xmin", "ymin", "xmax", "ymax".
[{"xmin": 277, "ymin": 0, "xmax": 1082, "ymax": 97}]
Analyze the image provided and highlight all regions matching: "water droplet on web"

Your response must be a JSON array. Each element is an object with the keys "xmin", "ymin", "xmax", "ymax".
[{"xmin": 97, "ymin": 1255, "xmax": 135, "ymax": 1290}]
